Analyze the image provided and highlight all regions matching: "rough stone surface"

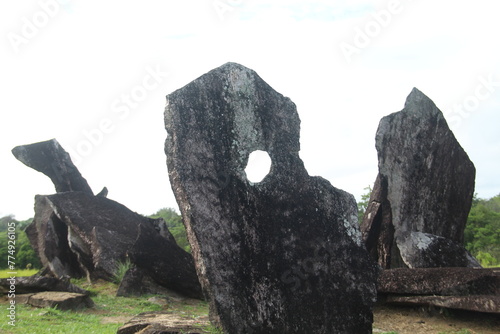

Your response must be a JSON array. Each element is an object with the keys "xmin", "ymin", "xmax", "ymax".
[
  {"xmin": 26, "ymin": 192, "xmax": 202, "ymax": 298},
  {"xmin": 361, "ymin": 88, "xmax": 478, "ymax": 269},
  {"xmin": 117, "ymin": 312, "xmax": 210, "ymax": 334},
  {"xmin": 386, "ymin": 295, "xmax": 500, "ymax": 314},
  {"xmin": 0, "ymin": 275, "xmax": 90, "ymax": 295},
  {"xmin": 379, "ymin": 268, "xmax": 500, "ymax": 314},
  {"xmin": 378, "ymin": 268, "xmax": 500, "ymax": 296},
  {"xmin": 11, "ymin": 139, "xmax": 93, "ymax": 195},
  {"xmin": 16, "ymin": 291, "xmax": 94, "ymax": 310},
  {"xmin": 116, "ymin": 266, "xmax": 168, "ymax": 297},
  {"xmin": 164, "ymin": 62, "xmax": 377, "ymax": 333}
]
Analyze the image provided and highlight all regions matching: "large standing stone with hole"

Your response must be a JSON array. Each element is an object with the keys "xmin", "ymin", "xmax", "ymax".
[
  {"xmin": 165, "ymin": 62, "xmax": 377, "ymax": 333},
  {"xmin": 361, "ymin": 88, "xmax": 479, "ymax": 269}
]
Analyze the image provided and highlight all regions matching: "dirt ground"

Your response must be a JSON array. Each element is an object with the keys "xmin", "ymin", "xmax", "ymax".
[{"xmin": 373, "ymin": 304, "xmax": 500, "ymax": 334}]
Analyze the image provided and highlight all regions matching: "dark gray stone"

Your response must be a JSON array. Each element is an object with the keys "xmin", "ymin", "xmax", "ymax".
[
  {"xmin": 17, "ymin": 291, "xmax": 95, "ymax": 310},
  {"xmin": 386, "ymin": 295, "xmax": 500, "ymax": 314},
  {"xmin": 26, "ymin": 192, "xmax": 202, "ymax": 298},
  {"xmin": 164, "ymin": 62, "xmax": 377, "ymax": 333},
  {"xmin": 128, "ymin": 223, "xmax": 204, "ymax": 299},
  {"xmin": 361, "ymin": 88, "xmax": 478, "ymax": 268},
  {"xmin": 0, "ymin": 275, "xmax": 90, "ymax": 295},
  {"xmin": 12, "ymin": 139, "xmax": 93, "ymax": 195},
  {"xmin": 117, "ymin": 312, "xmax": 210, "ymax": 334},
  {"xmin": 378, "ymin": 268, "xmax": 500, "ymax": 296}
]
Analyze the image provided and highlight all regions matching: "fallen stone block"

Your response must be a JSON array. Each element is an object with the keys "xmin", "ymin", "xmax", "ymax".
[
  {"xmin": 17, "ymin": 291, "xmax": 94, "ymax": 311},
  {"xmin": 386, "ymin": 295, "xmax": 500, "ymax": 314},
  {"xmin": 0, "ymin": 275, "xmax": 90, "ymax": 295},
  {"xmin": 26, "ymin": 192, "xmax": 202, "ymax": 298},
  {"xmin": 378, "ymin": 268, "xmax": 500, "ymax": 296},
  {"xmin": 117, "ymin": 312, "xmax": 210, "ymax": 334}
]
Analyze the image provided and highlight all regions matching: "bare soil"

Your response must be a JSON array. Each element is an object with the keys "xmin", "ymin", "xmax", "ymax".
[{"xmin": 373, "ymin": 304, "xmax": 500, "ymax": 334}]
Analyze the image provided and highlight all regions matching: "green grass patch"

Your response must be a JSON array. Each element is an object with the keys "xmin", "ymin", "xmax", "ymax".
[
  {"xmin": 0, "ymin": 277, "xmax": 211, "ymax": 334},
  {"xmin": 111, "ymin": 259, "xmax": 132, "ymax": 285},
  {"xmin": 0, "ymin": 269, "xmax": 38, "ymax": 278}
]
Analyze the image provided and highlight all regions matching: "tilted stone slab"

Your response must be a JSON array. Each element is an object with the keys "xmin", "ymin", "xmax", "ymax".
[
  {"xmin": 12, "ymin": 139, "xmax": 93, "ymax": 195},
  {"xmin": 362, "ymin": 88, "xmax": 479, "ymax": 268},
  {"xmin": 165, "ymin": 62, "xmax": 377, "ymax": 333},
  {"xmin": 26, "ymin": 192, "xmax": 202, "ymax": 298}
]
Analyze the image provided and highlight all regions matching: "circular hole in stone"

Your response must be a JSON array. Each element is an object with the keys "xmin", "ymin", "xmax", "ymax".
[{"xmin": 245, "ymin": 150, "xmax": 272, "ymax": 183}]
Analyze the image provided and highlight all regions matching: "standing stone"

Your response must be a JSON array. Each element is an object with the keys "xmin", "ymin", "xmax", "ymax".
[
  {"xmin": 165, "ymin": 62, "xmax": 377, "ymax": 333},
  {"xmin": 12, "ymin": 139, "xmax": 93, "ymax": 195},
  {"xmin": 361, "ymin": 88, "xmax": 479, "ymax": 269}
]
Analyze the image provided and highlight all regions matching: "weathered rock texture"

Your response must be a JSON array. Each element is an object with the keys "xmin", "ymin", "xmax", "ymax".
[
  {"xmin": 16, "ymin": 291, "xmax": 94, "ymax": 311},
  {"xmin": 379, "ymin": 268, "xmax": 500, "ymax": 296},
  {"xmin": 117, "ymin": 267, "xmax": 174, "ymax": 298},
  {"xmin": 361, "ymin": 88, "xmax": 479, "ymax": 269},
  {"xmin": 117, "ymin": 312, "xmax": 210, "ymax": 334},
  {"xmin": 12, "ymin": 139, "xmax": 93, "ymax": 195},
  {"xmin": 379, "ymin": 268, "xmax": 500, "ymax": 314},
  {"xmin": 0, "ymin": 275, "xmax": 90, "ymax": 295},
  {"xmin": 26, "ymin": 192, "xmax": 203, "ymax": 299},
  {"xmin": 386, "ymin": 295, "xmax": 500, "ymax": 314},
  {"xmin": 165, "ymin": 62, "xmax": 377, "ymax": 333}
]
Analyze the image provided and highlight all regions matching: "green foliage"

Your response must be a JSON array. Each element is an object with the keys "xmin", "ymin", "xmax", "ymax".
[
  {"xmin": 438, "ymin": 330, "xmax": 473, "ymax": 334},
  {"xmin": 0, "ymin": 269, "xmax": 38, "ymax": 278},
  {"xmin": 357, "ymin": 185, "xmax": 372, "ymax": 223},
  {"xmin": 464, "ymin": 193, "xmax": 500, "ymax": 267},
  {"xmin": 201, "ymin": 325, "xmax": 224, "ymax": 334},
  {"xmin": 149, "ymin": 208, "xmax": 191, "ymax": 253},
  {"xmin": 112, "ymin": 258, "xmax": 132, "ymax": 284},
  {"xmin": 0, "ymin": 215, "xmax": 40, "ymax": 270}
]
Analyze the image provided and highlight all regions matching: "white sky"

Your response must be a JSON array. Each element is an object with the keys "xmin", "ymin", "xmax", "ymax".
[{"xmin": 1, "ymin": 0, "xmax": 499, "ymax": 220}]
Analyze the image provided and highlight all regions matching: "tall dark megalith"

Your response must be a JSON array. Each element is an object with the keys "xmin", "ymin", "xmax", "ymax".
[
  {"xmin": 361, "ymin": 88, "xmax": 479, "ymax": 269},
  {"xmin": 165, "ymin": 62, "xmax": 377, "ymax": 333}
]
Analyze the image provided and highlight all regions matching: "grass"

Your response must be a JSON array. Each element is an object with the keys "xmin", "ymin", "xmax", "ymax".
[
  {"xmin": 111, "ymin": 259, "xmax": 132, "ymax": 284},
  {"xmin": 0, "ymin": 273, "xmax": 213, "ymax": 334},
  {"xmin": 0, "ymin": 269, "xmax": 38, "ymax": 278}
]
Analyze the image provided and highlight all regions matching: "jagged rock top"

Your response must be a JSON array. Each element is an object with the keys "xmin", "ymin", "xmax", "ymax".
[
  {"xmin": 165, "ymin": 62, "xmax": 377, "ymax": 333},
  {"xmin": 12, "ymin": 139, "xmax": 93, "ymax": 195},
  {"xmin": 363, "ymin": 87, "xmax": 477, "ymax": 269}
]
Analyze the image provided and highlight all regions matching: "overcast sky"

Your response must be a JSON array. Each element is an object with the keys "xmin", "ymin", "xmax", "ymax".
[{"xmin": 1, "ymin": 0, "xmax": 499, "ymax": 220}]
